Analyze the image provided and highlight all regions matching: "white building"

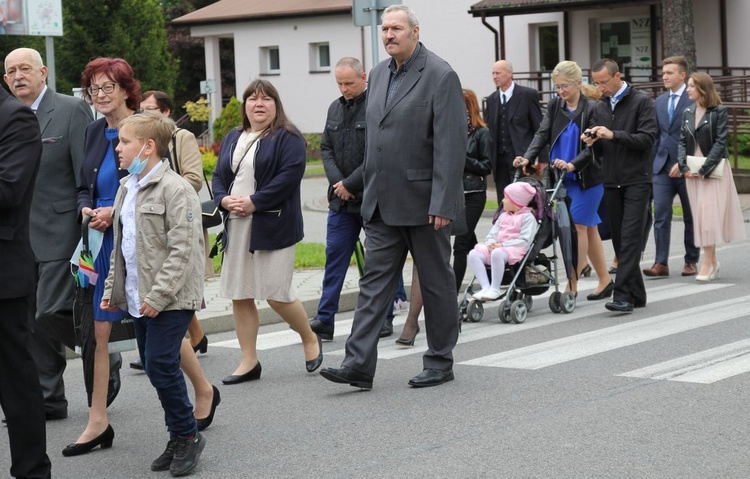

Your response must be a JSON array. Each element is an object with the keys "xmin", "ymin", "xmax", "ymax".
[{"xmin": 174, "ymin": 0, "xmax": 750, "ymax": 134}]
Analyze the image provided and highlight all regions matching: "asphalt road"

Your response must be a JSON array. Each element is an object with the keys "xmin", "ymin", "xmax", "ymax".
[{"xmin": 5, "ymin": 234, "xmax": 750, "ymax": 478}]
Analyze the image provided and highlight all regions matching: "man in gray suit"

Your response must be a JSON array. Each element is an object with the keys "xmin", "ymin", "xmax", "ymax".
[
  {"xmin": 320, "ymin": 5, "xmax": 466, "ymax": 389},
  {"xmin": 3, "ymin": 48, "xmax": 121, "ymax": 418}
]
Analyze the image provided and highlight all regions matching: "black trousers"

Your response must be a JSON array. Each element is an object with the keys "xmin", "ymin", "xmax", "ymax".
[
  {"xmin": 0, "ymin": 297, "xmax": 51, "ymax": 479},
  {"xmin": 604, "ymin": 182, "xmax": 651, "ymax": 306},
  {"xmin": 453, "ymin": 191, "xmax": 487, "ymax": 292},
  {"xmin": 493, "ymin": 151, "xmax": 516, "ymax": 195}
]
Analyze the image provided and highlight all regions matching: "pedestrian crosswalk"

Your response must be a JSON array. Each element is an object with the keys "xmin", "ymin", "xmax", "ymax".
[{"xmin": 212, "ymin": 281, "xmax": 750, "ymax": 385}]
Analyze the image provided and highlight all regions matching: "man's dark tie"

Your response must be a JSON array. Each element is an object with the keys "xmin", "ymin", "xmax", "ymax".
[
  {"xmin": 668, "ymin": 93, "xmax": 677, "ymax": 123},
  {"xmin": 501, "ymin": 93, "xmax": 507, "ymax": 106}
]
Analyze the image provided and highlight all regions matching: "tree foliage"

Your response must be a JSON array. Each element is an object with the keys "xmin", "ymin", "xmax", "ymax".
[
  {"xmin": 212, "ymin": 97, "xmax": 242, "ymax": 143},
  {"xmin": 53, "ymin": 0, "xmax": 177, "ymax": 97},
  {"xmin": 164, "ymin": 0, "xmax": 234, "ymax": 118}
]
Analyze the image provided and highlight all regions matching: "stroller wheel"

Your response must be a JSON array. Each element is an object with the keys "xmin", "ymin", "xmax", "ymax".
[
  {"xmin": 468, "ymin": 300, "xmax": 484, "ymax": 322},
  {"xmin": 549, "ymin": 292, "xmax": 562, "ymax": 313},
  {"xmin": 510, "ymin": 300, "xmax": 528, "ymax": 324},
  {"xmin": 498, "ymin": 300, "xmax": 512, "ymax": 323},
  {"xmin": 560, "ymin": 292, "xmax": 576, "ymax": 314},
  {"xmin": 458, "ymin": 299, "xmax": 469, "ymax": 322},
  {"xmin": 523, "ymin": 295, "xmax": 533, "ymax": 312}
]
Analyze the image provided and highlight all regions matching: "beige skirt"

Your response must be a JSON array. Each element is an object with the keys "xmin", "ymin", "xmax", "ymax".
[
  {"xmin": 685, "ymin": 160, "xmax": 746, "ymax": 247},
  {"xmin": 219, "ymin": 217, "xmax": 297, "ymax": 302}
]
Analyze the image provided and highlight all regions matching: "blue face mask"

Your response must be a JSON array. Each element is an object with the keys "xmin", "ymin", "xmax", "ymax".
[{"xmin": 127, "ymin": 142, "xmax": 148, "ymax": 175}]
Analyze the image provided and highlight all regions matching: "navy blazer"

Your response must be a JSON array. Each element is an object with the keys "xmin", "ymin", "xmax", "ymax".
[
  {"xmin": 212, "ymin": 127, "xmax": 306, "ymax": 252},
  {"xmin": 77, "ymin": 117, "xmax": 128, "ymax": 216},
  {"xmin": 652, "ymin": 89, "xmax": 690, "ymax": 174},
  {"xmin": 0, "ymin": 88, "xmax": 42, "ymax": 299}
]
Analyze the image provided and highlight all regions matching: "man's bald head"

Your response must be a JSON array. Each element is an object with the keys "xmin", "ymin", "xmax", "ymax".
[
  {"xmin": 492, "ymin": 60, "xmax": 513, "ymax": 90},
  {"xmin": 4, "ymin": 48, "xmax": 48, "ymax": 106}
]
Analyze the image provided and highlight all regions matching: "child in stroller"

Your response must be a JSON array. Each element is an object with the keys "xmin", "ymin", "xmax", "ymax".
[{"xmin": 468, "ymin": 181, "xmax": 539, "ymax": 302}]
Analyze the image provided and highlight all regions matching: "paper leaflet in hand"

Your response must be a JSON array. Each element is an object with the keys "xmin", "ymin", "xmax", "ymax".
[{"xmin": 70, "ymin": 228, "xmax": 105, "ymax": 268}]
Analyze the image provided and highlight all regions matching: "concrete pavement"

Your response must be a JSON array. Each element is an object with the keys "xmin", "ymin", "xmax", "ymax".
[{"xmin": 194, "ymin": 174, "xmax": 750, "ymax": 336}]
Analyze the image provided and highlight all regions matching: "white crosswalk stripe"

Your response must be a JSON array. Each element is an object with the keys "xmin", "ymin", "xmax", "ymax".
[
  {"xmin": 460, "ymin": 295, "xmax": 750, "ymax": 369},
  {"xmin": 326, "ymin": 282, "xmax": 730, "ymax": 359},
  {"xmin": 619, "ymin": 338, "xmax": 750, "ymax": 384},
  {"xmin": 212, "ymin": 282, "xmax": 750, "ymax": 385}
]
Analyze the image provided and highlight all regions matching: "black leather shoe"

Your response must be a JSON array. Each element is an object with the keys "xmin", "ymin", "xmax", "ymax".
[
  {"xmin": 192, "ymin": 335, "xmax": 208, "ymax": 354},
  {"xmin": 306, "ymin": 335, "xmax": 323, "ymax": 372},
  {"xmin": 196, "ymin": 385, "xmax": 221, "ymax": 431},
  {"xmin": 130, "ymin": 357, "xmax": 144, "ymax": 370},
  {"xmin": 605, "ymin": 300, "xmax": 634, "ymax": 312},
  {"xmin": 379, "ymin": 321, "xmax": 393, "ymax": 338},
  {"xmin": 608, "ymin": 266, "xmax": 618, "ymax": 274},
  {"xmin": 222, "ymin": 362, "xmax": 262, "ymax": 385},
  {"xmin": 62, "ymin": 424, "xmax": 114, "ymax": 457},
  {"xmin": 309, "ymin": 318, "xmax": 334, "ymax": 341},
  {"xmin": 45, "ymin": 410, "xmax": 68, "ymax": 421},
  {"xmin": 151, "ymin": 438, "xmax": 176, "ymax": 471},
  {"xmin": 408, "ymin": 369, "xmax": 455, "ymax": 388},
  {"xmin": 320, "ymin": 366, "xmax": 373, "ymax": 390},
  {"xmin": 587, "ymin": 280, "xmax": 615, "ymax": 301}
]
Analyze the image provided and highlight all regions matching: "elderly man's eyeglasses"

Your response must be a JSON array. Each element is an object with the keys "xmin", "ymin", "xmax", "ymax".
[{"xmin": 87, "ymin": 82, "xmax": 118, "ymax": 96}]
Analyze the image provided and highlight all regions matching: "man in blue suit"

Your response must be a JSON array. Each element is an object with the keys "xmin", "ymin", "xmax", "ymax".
[{"xmin": 642, "ymin": 56, "xmax": 699, "ymax": 277}]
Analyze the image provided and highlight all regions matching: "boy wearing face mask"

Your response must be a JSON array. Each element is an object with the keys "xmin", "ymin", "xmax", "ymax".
[{"xmin": 101, "ymin": 111, "xmax": 206, "ymax": 476}]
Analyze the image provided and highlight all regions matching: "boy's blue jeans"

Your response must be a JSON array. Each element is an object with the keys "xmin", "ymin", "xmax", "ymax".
[{"xmin": 133, "ymin": 309, "xmax": 197, "ymax": 438}]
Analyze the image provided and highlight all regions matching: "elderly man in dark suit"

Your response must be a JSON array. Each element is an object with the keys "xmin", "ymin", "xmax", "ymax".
[
  {"xmin": 484, "ymin": 60, "xmax": 543, "ymax": 193},
  {"xmin": 642, "ymin": 55, "xmax": 699, "ymax": 278},
  {"xmin": 0, "ymin": 86, "xmax": 52, "ymax": 479},
  {"xmin": 320, "ymin": 4, "xmax": 466, "ymax": 389},
  {"xmin": 3, "ymin": 48, "xmax": 122, "ymax": 420}
]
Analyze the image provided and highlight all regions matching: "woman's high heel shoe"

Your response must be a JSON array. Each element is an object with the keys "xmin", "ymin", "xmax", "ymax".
[
  {"xmin": 395, "ymin": 326, "xmax": 420, "ymax": 347},
  {"xmin": 306, "ymin": 335, "xmax": 323, "ymax": 372},
  {"xmin": 580, "ymin": 264, "xmax": 592, "ymax": 277},
  {"xmin": 709, "ymin": 262, "xmax": 721, "ymax": 281},
  {"xmin": 192, "ymin": 335, "xmax": 208, "ymax": 354},
  {"xmin": 196, "ymin": 385, "xmax": 221, "ymax": 431},
  {"xmin": 62, "ymin": 424, "xmax": 114, "ymax": 457},
  {"xmin": 222, "ymin": 361, "xmax": 262, "ymax": 385}
]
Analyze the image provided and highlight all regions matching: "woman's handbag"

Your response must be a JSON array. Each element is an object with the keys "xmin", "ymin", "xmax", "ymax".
[
  {"xmin": 201, "ymin": 178, "xmax": 222, "ymax": 228},
  {"xmin": 686, "ymin": 155, "xmax": 725, "ymax": 178},
  {"xmin": 169, "ymin": 129, "xmax": 222, "ymax": 228}
]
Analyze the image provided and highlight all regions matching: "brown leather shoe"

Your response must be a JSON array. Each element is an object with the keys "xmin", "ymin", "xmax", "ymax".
[
  {"xmin": 682, "ymin": 262, "xmax": 698, "ymax": 276},
  {"xmin": 643, "ymin": 263, "xmax": 669, "ymax": 277}
]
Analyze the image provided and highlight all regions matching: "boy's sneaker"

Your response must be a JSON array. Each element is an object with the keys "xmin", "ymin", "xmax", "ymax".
[
  {"xmin": 151, "ymin": 438, "xmax": 176, "ymax": 471},
  {"xmin": 170, "ymin": 433, "xmax": 206, "ymax": 477}
]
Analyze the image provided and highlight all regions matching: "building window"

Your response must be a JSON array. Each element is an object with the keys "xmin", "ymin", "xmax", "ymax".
[
  {"xmin": 260, "ymin": 46, "xmax": 280, "ymax": 74},
  {"xmin": 310, "ymin": 42, "xmax": 331, "ymax": 72},
  {"xmin": 538, "ymin": 25, "xmax": 559, "ymax": 72}
]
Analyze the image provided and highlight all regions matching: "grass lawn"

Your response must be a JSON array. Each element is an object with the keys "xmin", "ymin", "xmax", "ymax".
[
  {"xmin": 305, "ymin": 159, "xmax": 325, "ymax": 177},
  {"xmin": 209, "ymin": 234, "xmax": 350, "ymax": 273}
]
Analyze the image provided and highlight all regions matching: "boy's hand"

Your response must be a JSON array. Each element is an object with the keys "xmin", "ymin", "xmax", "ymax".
[
  {"xmin": 139, "ymin": 302, "xmax": 159, "ymax": 318},
  {"xmin": 100, "ymin": 299, "xmax": 119, "ymax": 312}
]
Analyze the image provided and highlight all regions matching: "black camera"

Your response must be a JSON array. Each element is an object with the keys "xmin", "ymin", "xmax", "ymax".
[{"xmin": 583, "ymin": 130, "xmax": 597, "ymax": 138}]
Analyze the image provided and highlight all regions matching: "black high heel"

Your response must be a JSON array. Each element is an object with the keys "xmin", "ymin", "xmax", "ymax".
[
  {"xmin": 222, "ymin": 361, "xmax": 262, "ymax": 385},
  {"xmin": 62, "ymin": 425, "xmax": 114, "ymax": 457},
  {"xmin": 580, "ymin": 264, "xmax": 592, "ymax": 277},
  {"xmin": 587, "ymin": 280, "xmax": 615, "ymax": 301},
  {"xmin": 395, "ymin": 326, "xmax": 420, "ymax": 347},
  {"xmin": 192, "ymin": 335, "xmax": 208, "ymax": 354},
  {"xmin": 196, "ymin": 385, "xmax": 221, "ymax": 431},
  {"xmin": 306, "ymin": 335, "xmax": 323, "ymax": 373}
]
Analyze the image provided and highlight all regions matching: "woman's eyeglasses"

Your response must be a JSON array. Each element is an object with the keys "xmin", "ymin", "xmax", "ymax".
[{"xmin": 87, "ymin": 82, "xmax": 118, "ymax": 96}]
